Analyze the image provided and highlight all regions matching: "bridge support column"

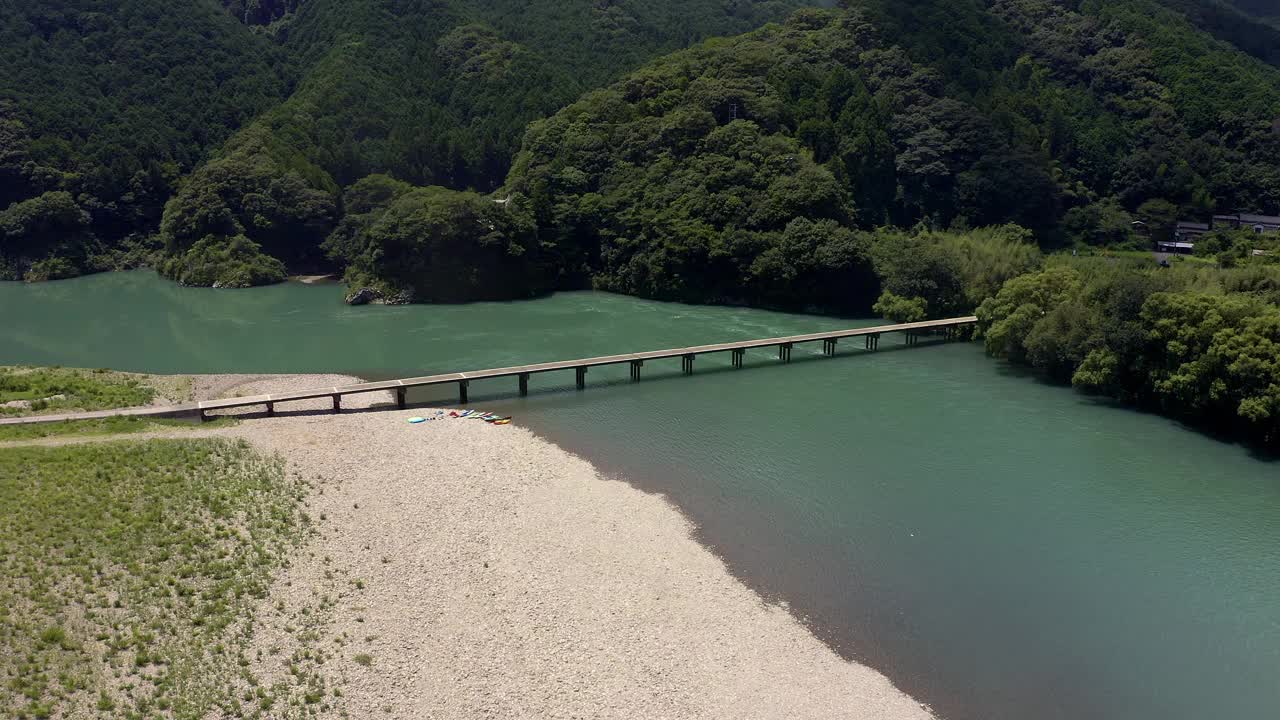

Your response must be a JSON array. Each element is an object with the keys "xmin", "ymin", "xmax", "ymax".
[
  {"xmin": 681, "ymin": 354, "xmax": 695, "ymax": 375},
  {"xmin": 731, "ymin": 348, "xmax": 745, "ymax": 368},
  {"xmin": 396, "ymin": 388, "xmax": 407, "ymax": 409},
  {"xmin": 778, "ymin": 342, "xmax": 792, "ymax": 363},
  {"xmin": 266, "ymin": 401, "xmax": 275, "ymax": 417},
  {"xmin": 458, "ymin": 380, "xmax": 469, "ymax": 405},
  {"xmin": 575, "ymin": 366, "xmax": 587, "ymax": 390},
  {"xmin": 518, "ymin": 373, "xmax": 529, "ymax": 397},
  {"xmin": 823, "ymin": 338, "xmax": 837, "ymax": 356},
  {"xmin": 630, "ymin": 360, "xmax": 643, "ymax": 381},
  {"xmin": 199, "ymin": 409, "xmax": 210, "ymax": 422},
  {"xmin": 332, "ymin": 395, "xmax": 341, "ymax": 413}
]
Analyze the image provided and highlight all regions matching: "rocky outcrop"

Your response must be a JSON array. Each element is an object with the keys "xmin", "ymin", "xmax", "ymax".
[
  {"xmin": 344, "ymin": 287, "xmax": 412, "ymax": 305},
  {"xmin": 344, "ymin": 287, "xmax": 381, "ymax": 305}
]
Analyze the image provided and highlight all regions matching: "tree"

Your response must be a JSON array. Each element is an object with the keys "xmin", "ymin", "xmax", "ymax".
[
  {"xmin": 977, "ymin": 266, "xmax": 1084, "ymax": 362},
  {"xmin": 0, "ymin": 191, "xmax": 95, "ymax": 280},
  {"xmin": 1136, "ymin": 198, "xmax": 1180, "ymax": 243},
  {"xmin": 328, "ymin": 187, "xmax": 551, "ymax": 302},
  {"xmin": 873, "ymin": 291, "xmax": 927, "ymax": 322}
]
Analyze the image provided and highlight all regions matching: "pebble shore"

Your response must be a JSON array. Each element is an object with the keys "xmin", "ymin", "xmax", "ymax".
[{"xmin": 201, "ymin": 375, "xmax": 935, "ymax": 718}]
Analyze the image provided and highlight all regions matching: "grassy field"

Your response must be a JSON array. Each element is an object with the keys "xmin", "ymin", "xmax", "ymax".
[
  {"xmin": 0, "ymin": 416, "xmax": 236, "ymax": 443},
  {"xmin": 0, "ymin": 367, "xmax": 173, "ymax": 417},
  {"xmin": 0, "ymin": 438, "xmax": 310, "ymax": 719}
]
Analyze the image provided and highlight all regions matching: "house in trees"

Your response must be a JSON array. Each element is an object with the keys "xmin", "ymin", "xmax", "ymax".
[
  {"xmin": 1173, "ymin": 221, "xmax": 1210, "ymax": 242},
  {"xmin": 1166, "ymin": 214, "xmax": 1280, "ymax": 253},
  {"xmin": 1211, "ymin": 213, "xmax": 1280, "ymax": 234}
]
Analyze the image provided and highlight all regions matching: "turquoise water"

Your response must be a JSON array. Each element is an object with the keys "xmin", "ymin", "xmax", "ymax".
[{"xmin": 2, "ymin": 271, "xmax": 1278, "ymax": 720}]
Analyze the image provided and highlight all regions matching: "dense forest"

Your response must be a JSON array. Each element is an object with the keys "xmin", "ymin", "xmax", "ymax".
[
  {"xmin": 325, "ymin": 0, "xmax": 1280, "ymax": 306},
  {"xmin": 5, "ymin": 0, "xmax": 1280, "ymax": 288},
  {"xmin": 1, "ymin": 0, "xmax": 812, "ymax": 282},
  {"xmin": 0, "ymin": 0, "xmax": 291, "ymax": 280},
  {"xmin": 182, "ymin": 0, "xmax": 1280, "ymax": 300}
]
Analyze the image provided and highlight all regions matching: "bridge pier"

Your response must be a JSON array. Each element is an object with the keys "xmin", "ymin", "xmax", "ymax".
[
  {"xmin": 458, "ymin": 380, "xmax": 469, "ymax": 405},
  {"xmin": 518, "ymin": 373, "xmax": 529, "ymax": 396},
  {"xmin": 266, "ymin": 401, "xmax": 275, "ymax": 417},
  {"xmin": 865, "ymin": 333, "xmax": 880, "ymax": 351},
  {"xmin": 731, "ymin": 348, "xmax": 745, "ymax": 368},
  {"xmin": 822, "ymin": 338, "xmax": 837, "ymax": 356},
  {"xmin": 396, "ymin": 388, "xmax": 407, "ymax": 409},
  {"xmin": 630, "ymin": 359, "xmax": 643, "ymax": 381},
  {"xmin": 575, "ymin": 366, "xmax": 587, "ymax": 390},
  {"xmin": 681, "ymin": 354, "xmax": 695, "ymax": 375},
  {"xmin": 778, "ymin": 342, "xmax": 793, "ymax": 363}
]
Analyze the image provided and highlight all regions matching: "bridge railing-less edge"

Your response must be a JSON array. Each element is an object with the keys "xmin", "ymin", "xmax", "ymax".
[{"xmin": 0, "ymin": 316, "xmax": 978, "ymax": 426}]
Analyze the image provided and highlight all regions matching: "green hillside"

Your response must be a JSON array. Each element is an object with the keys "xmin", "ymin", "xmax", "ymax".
[
  {"xmin": 1, "ymin": 0, "xmax": 812, "ymax": 283},
  {"xmin": 6, "ymin": 0, "xmax": 1280, "ymax": 298},
  {"xmin": 0, "ymin": 0, "xmax": 291, "ymax": 280},
  {"xmin": 155, "ymin": 0, "xmax": 816, "ymax": 284},
  {"xmin": 323, "ymin": 0, "xmax": 1280, "ymax": 308}
]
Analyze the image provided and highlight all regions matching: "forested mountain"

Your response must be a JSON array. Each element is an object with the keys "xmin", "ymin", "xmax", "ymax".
[
  {"xmin": 325, "ymin": 0, "xmax": 1280, "ymax": 308},
  {"xmin": 0, "ymin": 0, "xmax": 291, "ymax": 280},
  {"xmin": 5, "ymin": 0, "xmax": 1280, "ymax": 297},
  {"xmin": 1, "ymin": 0, "xmax": 812, "ymax": 283}
]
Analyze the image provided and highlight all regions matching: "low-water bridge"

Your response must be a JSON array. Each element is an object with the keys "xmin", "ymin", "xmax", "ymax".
[{"xmin": 0, "ymin": 316, "xmax": 977, "ymax": 426}]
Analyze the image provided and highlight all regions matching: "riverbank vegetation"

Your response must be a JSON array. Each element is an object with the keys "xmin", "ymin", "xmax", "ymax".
[
  {"xmin": 976, "ymin": 258, "xmax": 1280, "ymax": 447},
  {"xmin": 0, "ymin": 438, "xmax": 309, "ymax": 719},
  {"xmin": 833, "ymin": 220, "xmax": 1280, "ymax": 449},
  {"xmin": 0, "ymin": 367, "xmax": 157, "ymax": 416},
  {"xmin": 0, "ymin": 416, "xmax": 236, "ymax": 443}
]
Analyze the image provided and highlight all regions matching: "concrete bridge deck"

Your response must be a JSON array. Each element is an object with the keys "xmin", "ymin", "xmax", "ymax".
[{"xmin": 0, "ymin": 316, "xmax": 977, "ymax": 426}]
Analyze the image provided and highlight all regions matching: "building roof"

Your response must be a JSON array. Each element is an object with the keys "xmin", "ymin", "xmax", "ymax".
[
  {"xmin": 1157, "ymin": 241, "xmax": 1196, "ymax": 249},
  {"xmin": 1176, "ymin": 221, "xmax": 1210, "ymax": 231},
  {"xmin": 1213, "ymin": 213, "xmax": 1280, "ymax": 225}
]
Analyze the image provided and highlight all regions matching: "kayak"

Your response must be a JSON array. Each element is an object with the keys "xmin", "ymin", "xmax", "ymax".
[
  {"xmin": 493, "ymin": 419, "xmax": 512, "ymax": 425},
  {"xmin": 407, "ymin": 417, "xmax": 426, "ymax": 424}
]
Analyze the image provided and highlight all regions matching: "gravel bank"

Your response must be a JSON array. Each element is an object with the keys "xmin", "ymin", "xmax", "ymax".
[{"xmin": 180, "ymin": 374, "xmax": 934, "ymax": 718}]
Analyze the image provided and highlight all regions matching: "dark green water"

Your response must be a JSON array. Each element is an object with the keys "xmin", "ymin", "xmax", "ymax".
[{"xmin": 3, "ymin": 271, "xmax": 1279, "ymax": 720}]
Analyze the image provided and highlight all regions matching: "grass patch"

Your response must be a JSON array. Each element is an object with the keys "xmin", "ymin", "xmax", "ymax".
[
  {"xmin": 0, "ymin": 438, "xmax": 309, "ymax": 718},
  {"xmin": 0, "ymin": 416, "xmax": 237, "ymax": 442},
  {"xmin": 0, "ymin": 367, "xmax": 156, "ymax": 416}
]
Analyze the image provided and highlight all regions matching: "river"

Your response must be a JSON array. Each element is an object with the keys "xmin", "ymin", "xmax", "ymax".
[{"xmin": 2, "ymin": 271, "xmax": 1278, "ymax": 720}]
